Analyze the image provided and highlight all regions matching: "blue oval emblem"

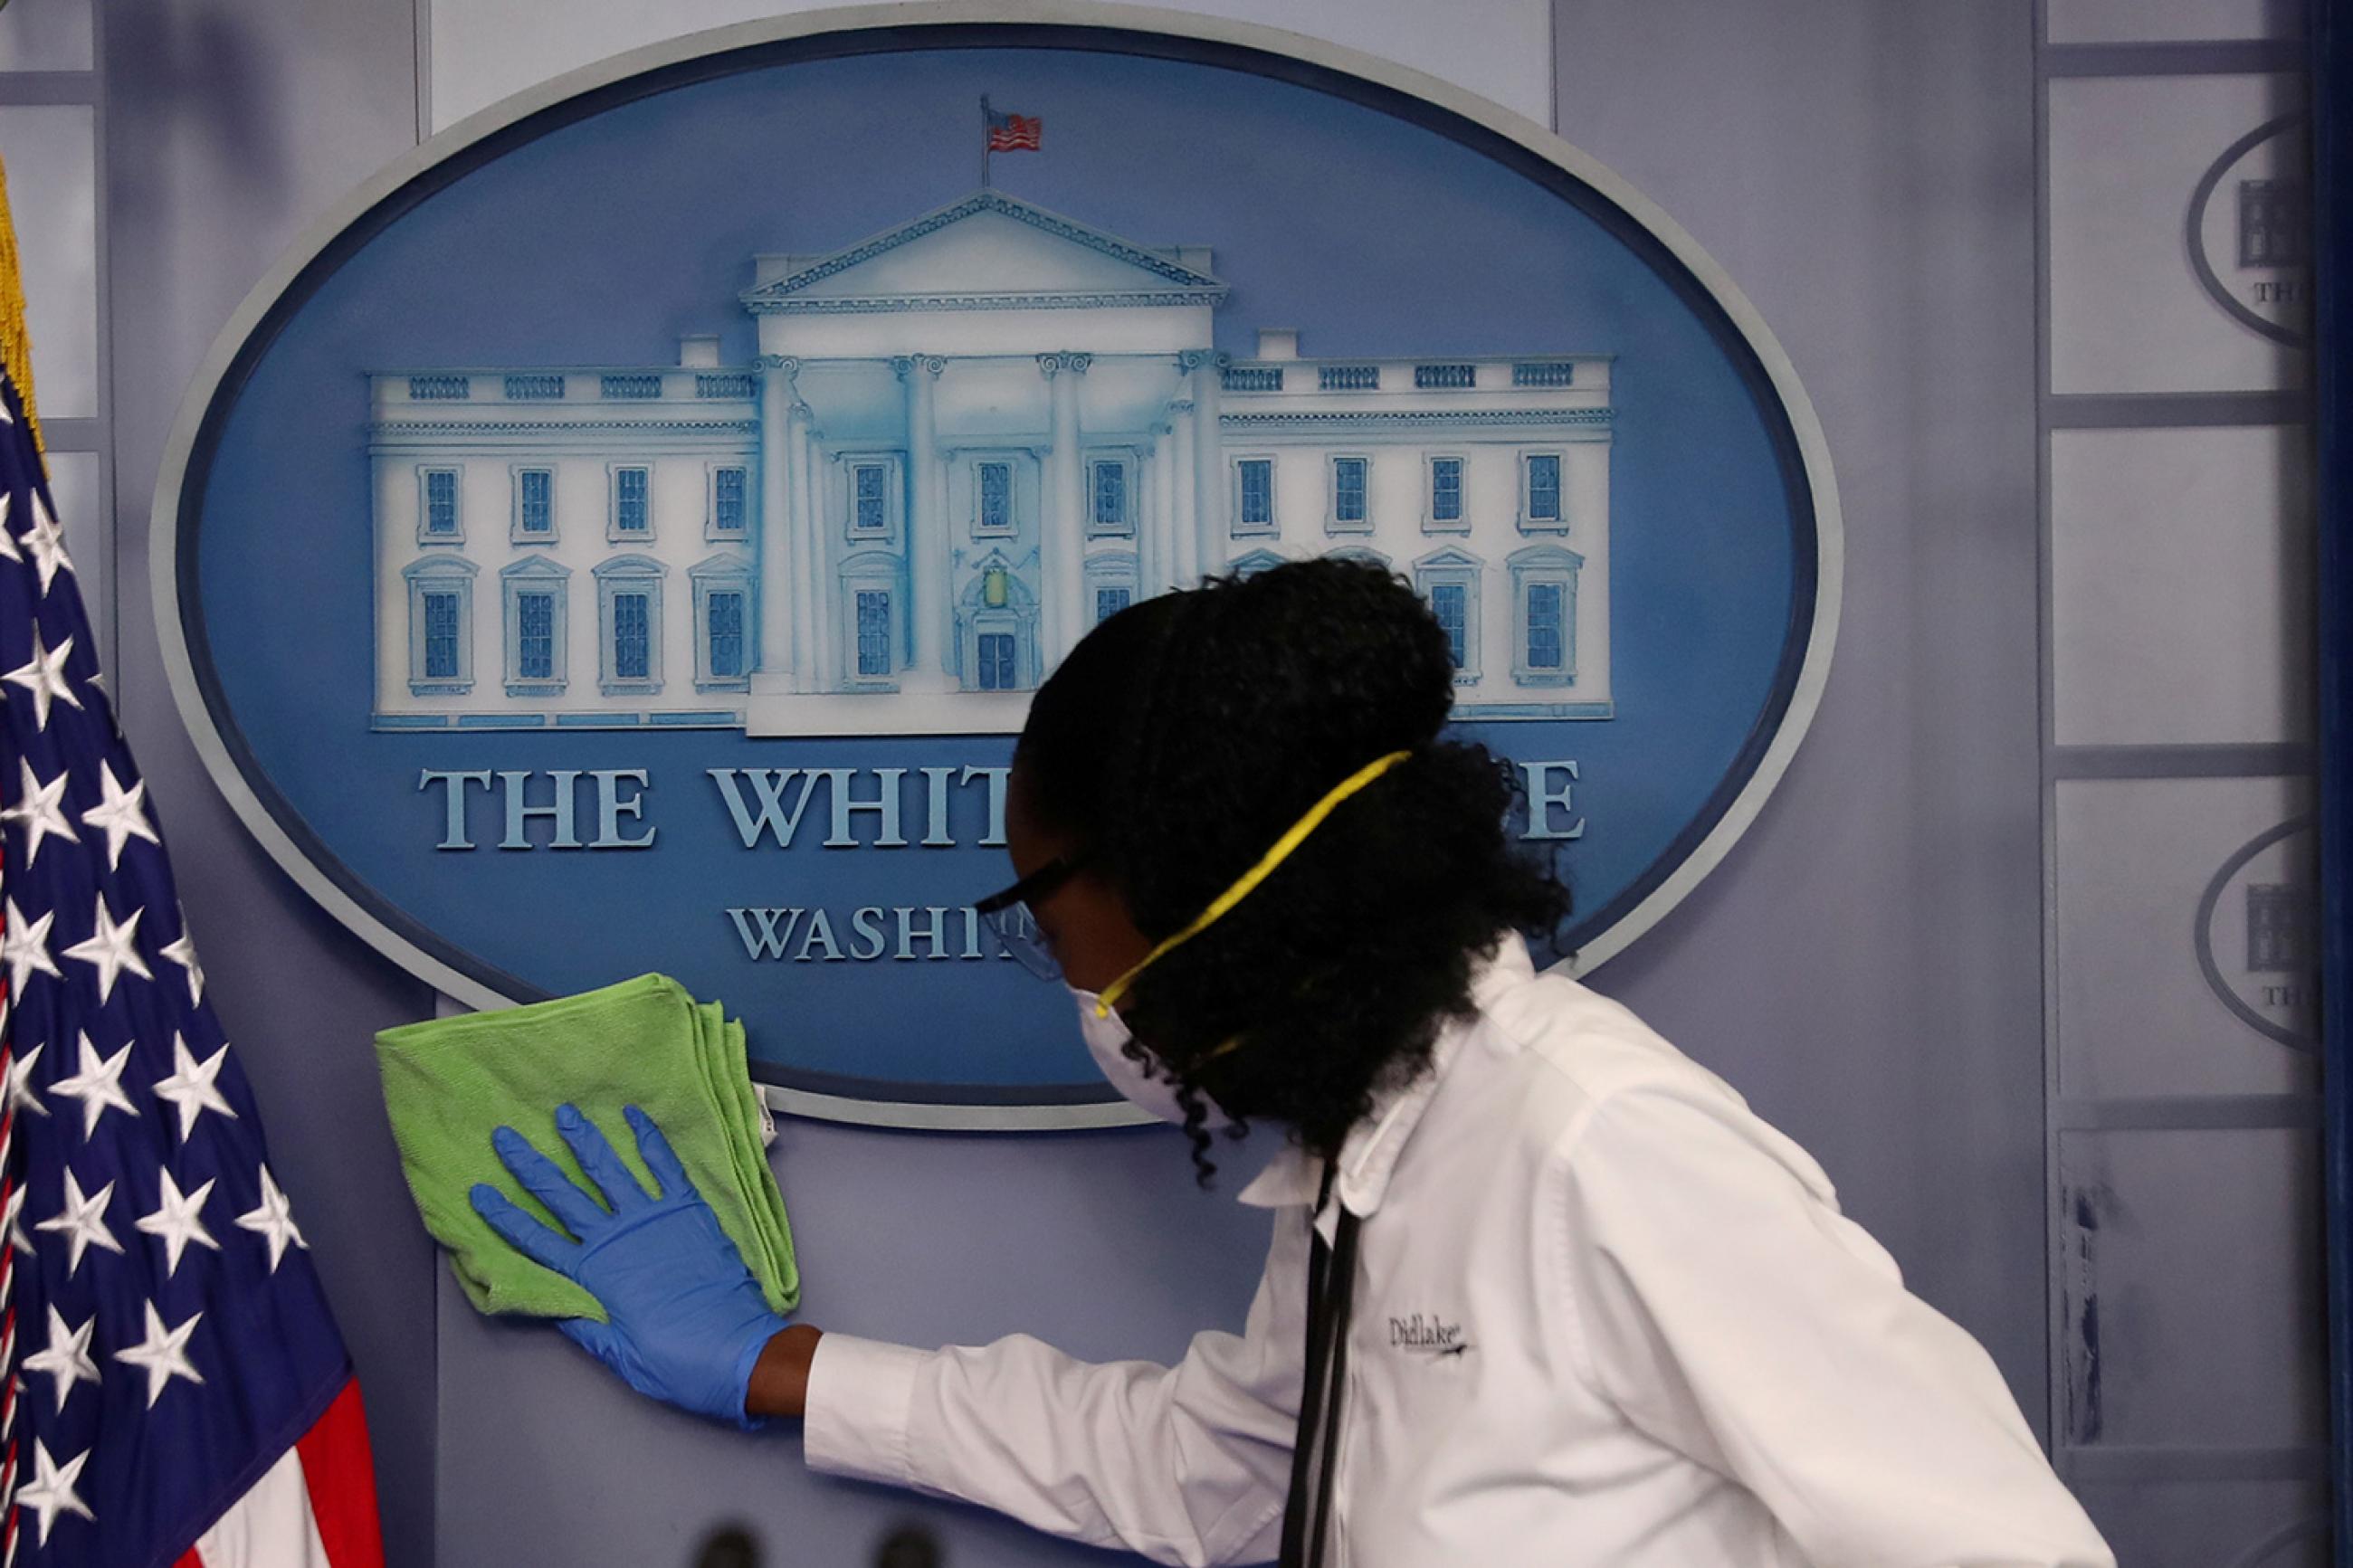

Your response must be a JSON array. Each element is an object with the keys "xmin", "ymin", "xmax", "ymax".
[{"xmin": 153, "ymin": 12, "xmax": 1840, "ymax": 1128}]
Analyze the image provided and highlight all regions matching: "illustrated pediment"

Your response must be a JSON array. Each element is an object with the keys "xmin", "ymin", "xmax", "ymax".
[
  {"xmin": 743, "ymin": 191, "xmax": 1226, "ymax": 315},
  {"xmin": 500, "ymin": 553, "xmax": 571, "ymax": 580},
  {"xmin": 690, "ymin": 550, "xmax": 755, "ymax": 579},
  {"xmin": 1508, "ymin": 543, "xmax": 1585, "ymax": 571}
]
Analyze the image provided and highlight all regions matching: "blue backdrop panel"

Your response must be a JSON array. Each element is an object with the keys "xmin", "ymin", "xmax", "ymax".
[{"xmin": 170, "ymin": 28, "xmax": 1820, "ymax": 1113}]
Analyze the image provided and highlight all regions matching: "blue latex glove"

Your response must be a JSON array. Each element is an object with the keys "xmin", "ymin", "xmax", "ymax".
[{"xmin": 470, "ymin": 1103, "xmax": 787, "ymax": 1430}]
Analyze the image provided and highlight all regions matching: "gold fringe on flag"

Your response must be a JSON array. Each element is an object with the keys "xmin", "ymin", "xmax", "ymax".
[{"xmin": 0, "ymin": 152, "xmax": 43, "ymax": 457}]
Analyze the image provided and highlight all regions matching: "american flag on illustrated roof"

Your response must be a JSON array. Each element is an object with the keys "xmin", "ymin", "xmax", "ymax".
[
  {"xmin": 983, "ymin": 97, "xmax": 1043, "ymax": 153},
  {"xmin": 0, "ymin": 157, "xmax": 385, "ymax": 1566}
]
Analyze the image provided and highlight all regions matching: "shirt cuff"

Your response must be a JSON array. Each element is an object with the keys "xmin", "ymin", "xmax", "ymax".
[{"xmin": 802, "ymin": 1333, "xmax": 929, "ymax": 1488}]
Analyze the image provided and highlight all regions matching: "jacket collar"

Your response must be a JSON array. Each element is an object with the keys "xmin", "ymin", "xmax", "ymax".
[{"xmin": 1236, "ymin": 934, "xmax": 1538, "ymax": 1222}]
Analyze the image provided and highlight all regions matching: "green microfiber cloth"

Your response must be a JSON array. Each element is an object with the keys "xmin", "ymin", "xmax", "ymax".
[{"xmin": 374, "ymin": 974, "xmax": 797, "ymax": 1321}]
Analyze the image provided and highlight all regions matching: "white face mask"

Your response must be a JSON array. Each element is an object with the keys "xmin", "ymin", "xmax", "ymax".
[{"xmin": 1072, "ymin": 987, "xmax": 1226, "ymax": 1128}]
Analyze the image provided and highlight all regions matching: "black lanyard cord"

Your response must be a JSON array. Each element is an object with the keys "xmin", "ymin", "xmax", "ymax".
[
  {"xmin": 1305, "ymin": 1206, "xmax": 1362, "ymax": 1565},
  {"xmin": 1279, "ymin": 1172, "xmax": 1363, "ymax": 1568}
]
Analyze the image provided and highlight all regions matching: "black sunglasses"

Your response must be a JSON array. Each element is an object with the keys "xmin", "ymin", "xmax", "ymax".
[
  {"xmin": 973, "ymin": 852, "xmax": 1092, "ymax": 917},
  {"xmin": 974, "ymin": 852, "xmax": 1094, "ymax": 981}
]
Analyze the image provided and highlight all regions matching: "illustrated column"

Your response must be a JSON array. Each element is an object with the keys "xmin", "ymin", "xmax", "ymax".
[
  {"xmin": 789, "ymin": 404, "xmax": 821, "ymax": 691},
  {"xmin": 1183, "ymin": 350, "xmax": 1226, "ymax": 577},
  {"xmin": 1040, "ymin": 352, "xmax": 1091, "ymax": 661},
  {"xmin": 897, "ymin": 354, "xmax": 950, "ymax": 686},
  {"xmin": 1148, "ymin": 420, "xmax": 1178, "ymax": 594},
  {"xmin": 754, "ymin": 356, "xmax": 798, "ymax": 685},
  {"xmin": 1167, "ymin": 398, "xmax": 1198, "ymax": 587}
]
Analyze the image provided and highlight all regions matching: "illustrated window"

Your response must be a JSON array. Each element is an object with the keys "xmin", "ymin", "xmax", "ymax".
[
  {"xmin": 1427, "ymin": 456, "xmax": 1465, "ymax": 530},
  {"xmin": 1412, "ymin": 548, "xmax": 1482, "ymax": 682},
  {"xmin": 403, "ymin": 556, "xmax": 479, "ymax": 696},
  {"xmin": 976, "ymin": 461, "xmax": 1015, "ymax": 536},
  {"xmin": 690, "ymin": 553, "xmax": 754, "ymax": 691},
  {"xmin": 1522, "ymin": 452, "xmax": 1564, "ymax": 530},
  {"xmin": 1430, "ymin": 584, "xmax": 1468, "ymax": 668},
  {"xmin": 1525, "ymin": 583, "xmax": 1565, "ymax": 672},
  {"xmin": 423, "ymin": 592, "xmax": 462, "ymax": 679},
  {"xmin": 594, "ymin": 556, "xmax": 666, "ymax": 695},
  {"xmin": 514, "ymin": 468, "xmax": 554, "ymax": 540},
  {"xmin": 1507, "ymin": 544, "xmax": 1582, "ymax": 686},
  {"xmin": 853, "ymin": 463, "xmax": 890, "ymax": 535},
  {"xmin": 854, "ymin": 589, "xmax": 893, "ymax": 677},
  {"xmin": 613, "ymin": 594, "xmax": 653, "ymax": 679},
  {"xmin": 1084, "ymin": 553, "xmax": 1138, "ymax": 632},
  {"xmin": 706, "ymin": 591, "xmax": 747, "ymax": 680},
  {"xmin": 611, "ymin": 465, "xmax": 652, "ymax": 537},
  {"xmin": 420, "ymin": 468, "xmax": 461, "ymax": 542},
  {"xmin": 710, "ymin": 466, "xmax": 748, "ymax": 537},
  {"xmin": 516, "ymin": 592, "xmax": 557, "ymax": 680},
  {"xmin": 1089, "ymin": 457, "xmax": 1132, "ymax": 537},
  {"xmin": 976, "ymin": 632, "xmax": 1018, "ymax": 690},
  {"xmin": 1329, "ymin": 456, "xmax": 1369, "ymax": 533},
  {"xmin": 1234, "ymin": 458, "xmax": 1275, "ymax": 534},
  {"xmin": 500, "ymin": 556, "xmax": 570, "ymax": 695}
]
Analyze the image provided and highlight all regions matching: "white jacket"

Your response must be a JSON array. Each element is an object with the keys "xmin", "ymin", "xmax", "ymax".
[{"xmin": 803, "ymin": 936, "xmax": 2113, "ymax": 1567}]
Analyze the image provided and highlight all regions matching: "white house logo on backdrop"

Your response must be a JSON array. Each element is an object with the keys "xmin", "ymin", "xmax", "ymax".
[
  {"xmin": 369, "ymin": 191, "xmax": 1615, "ymax": 738},
  {"xmin": 2195, "ymin": 817, "xmax": 2317, "ymax": 1053},
  {"xmin": 2187, "ymin": 113, "xmax": 2310, "ymax": 346},
  {"xmin": 157, "ymin": 14, "xmax": 1839, "ymax": 1126}
]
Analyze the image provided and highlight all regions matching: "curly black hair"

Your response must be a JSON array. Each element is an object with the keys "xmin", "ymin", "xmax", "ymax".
[{"xmin": 1017, "ymin": 556, "xmax": 1569, "ymax": 1181}]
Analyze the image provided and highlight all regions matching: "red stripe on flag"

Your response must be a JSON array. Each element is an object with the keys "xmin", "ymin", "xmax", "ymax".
[
  {"xmin": 987, "ymin": 113, "xmax": 1042, "ymax": 151},
  {"xmin": 2, "ymin": 845, "xmax": 15, "ymax": 1568},
  {"xmin": 295, "ymin": 1380, "xmax": 386, "ymax": 1568},
  {"xmin": 171, "ymin": 1549, "xmax": 202, "ymax": 1568}
]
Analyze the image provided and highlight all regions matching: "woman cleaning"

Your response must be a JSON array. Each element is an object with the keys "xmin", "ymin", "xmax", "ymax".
[{"xmin": 471, "ymin": 558, "xmax": 2112, "ymax": 1566}]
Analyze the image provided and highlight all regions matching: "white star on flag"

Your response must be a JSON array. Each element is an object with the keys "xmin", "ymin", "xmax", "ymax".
[
  {"xmin": 3, "ymin": 625, "xmax": 81, "ymax": 732},
  {"xmin": 21, "ymin": 1304, "xmax": 101, "ymax": 1413},
  {"xmin": 62, "ymin": 892, "xmax": 152, "ymax": 1005},
  {"xmin": 136, "ymin": 1167, "xmax": 221, "ymax": 1277},
  {"xmin": 21, "ymin": 488, "xmax": 73, "ymax": 594},
  {"xmin": 237, "ymin": 1164, "xmax": 309, "ymax": 1272},
  {"xmin": 3, "ymin": 894, "xmax": 61, "ymax": 994},
  {"xmin": 14, "ymin": 1439, "xmax": 95, "ymax": 1545},
  {"xmin": 36, "ymin": 1168, "xmax": 124, "ymax": 1276},
  {"xmin": 115, "ymin": 1300, "xmax": 207, "ymax": 1408},
  {"xmin": 160, "ymin": 915, "xmax": 205, "ymax": 1007},
  {"xmin": 5, "ymin": 1180, "xmax": 33, "ymax": 1255},
  {"xmin": 0, "ymin": 489, "xmax": 20, "ymax": 563},
  {"xmin": 154, "ymin": 1032, "xmax": 238, "ymax": 1139},
  {"xmin": 3, "ymin": 755, "xmax": 79, "ymax": 866},
  {"xmin": 81, "ymin": 759, "xmax": 158, "ymax": 870},
  {"xmin": 21, "ymin": 484, "xmax": 72, "ymax": 594},
  {"xmin": 49, "ymin": 1031, "xmax": 139, "ymax": 1139},
  {"xmin": 5, "ymin": 1036, "xmax": 48, "ymax": 1119}
]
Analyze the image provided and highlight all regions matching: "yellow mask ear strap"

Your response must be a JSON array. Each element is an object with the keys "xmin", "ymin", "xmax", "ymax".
[{"xmin": 1094, "ymin": 749, "xmax": 1413, "ymax": 1017}]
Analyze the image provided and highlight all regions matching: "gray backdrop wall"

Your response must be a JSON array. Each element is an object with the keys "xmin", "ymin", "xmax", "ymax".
[{"xmin": 25, "ymin": 0, "xmax": 2312, "ymax": 1563}]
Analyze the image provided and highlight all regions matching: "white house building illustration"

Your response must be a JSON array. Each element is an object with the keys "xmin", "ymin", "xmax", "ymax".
[{"xmin": 369, "ymin": 190, "xmax": 1614, "ymax": 736}]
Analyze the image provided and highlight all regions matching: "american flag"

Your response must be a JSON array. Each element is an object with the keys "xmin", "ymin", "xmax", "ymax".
[
  {"xmin": 984, "ymin": 100, "xmax": 1043, "ymax": 153},
  {"xmin": 0, "ymin": 367, "xmax": 385, "ymax": 1563}
]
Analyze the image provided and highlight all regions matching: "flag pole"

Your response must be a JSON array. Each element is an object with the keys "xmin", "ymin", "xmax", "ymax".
[{"xmin": 979, "ymin": 96, "xmax": 992, "ymax": 189}]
